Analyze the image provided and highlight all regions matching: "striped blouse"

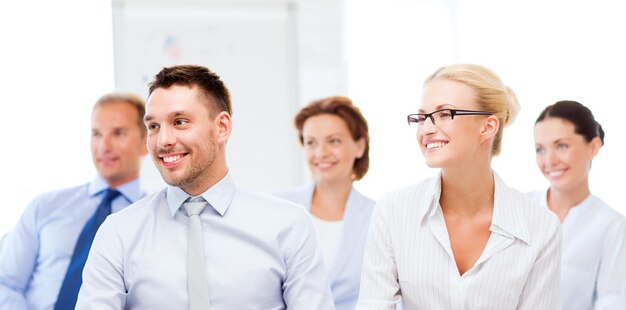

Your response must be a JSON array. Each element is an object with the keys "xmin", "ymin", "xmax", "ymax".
[{"xmin": 357, "ymin": 172, "xmax": 562, "ymax": 309}]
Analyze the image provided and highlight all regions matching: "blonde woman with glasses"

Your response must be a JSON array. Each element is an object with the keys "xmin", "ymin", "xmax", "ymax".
[{"xmin": 357, "ymin": 64, "xmax": 562, "ymax": 309}]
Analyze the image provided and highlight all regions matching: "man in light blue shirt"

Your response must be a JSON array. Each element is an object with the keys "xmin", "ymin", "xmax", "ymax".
[
  {"xmin": 76, "ymin": 65, "xmax": 335, "ymax": 309},
  {"xmin": 0, "ymin": 93, "xmax": 148, "ymax": 310}
]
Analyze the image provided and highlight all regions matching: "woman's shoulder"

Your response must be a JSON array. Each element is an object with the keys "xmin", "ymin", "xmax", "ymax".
[
  {"xmin": 272, "ymin": 183, "xmax": 313, "ymax": 206},
  {"xmin": 350, "ymin": 187, "xmax": 376, "ymax": 209},
  {"xmin": 586, "ymin": 195, "xmax": 626, "ymax": 227},
  {"xmin": 376, "ymin": 176, "xmax": 439, "ymax": 213},
  {"xmin": 494, "ymin": 176, "xmax": 560, "ymax": 241},
  {"xmin": 525, "ymin": 190, "xmax": 546, "ymax": 206}
]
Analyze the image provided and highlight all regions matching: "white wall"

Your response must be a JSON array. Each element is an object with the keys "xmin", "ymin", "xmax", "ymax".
[
  {"xmin": 346, "ymin": 0, "xmax": 458, "ymax": 196},
  {"xmin": 0, "ymin": 0, "xmax": 115, "ymax": 235},
  {"xmin": 348, "ymin": 0, "xmax": 626, "ymax": 216},
  {"xmin": 2, "ymin": 0, "xmax": 625, "ymax": 237},
  {"xmin": 458, "ymin": 0, "xmax": 626, "ymax": 214},
  {"xmin": 0, "ymin": 0, "xmax": 348, "ymax": 235},
  {"xmin": 110, "ymin": 0, "xmax": 348, "ymax": 194}
]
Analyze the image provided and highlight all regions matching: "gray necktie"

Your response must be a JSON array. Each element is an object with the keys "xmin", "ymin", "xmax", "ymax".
[{"xmin": 183, "ymin": 197, "xmax": 211, "ymax": 310}]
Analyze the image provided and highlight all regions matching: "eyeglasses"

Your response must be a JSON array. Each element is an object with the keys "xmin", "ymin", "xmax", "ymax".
[{"xmin": 407, "ymin": 109, "xmax": 494, "ymax": 126}]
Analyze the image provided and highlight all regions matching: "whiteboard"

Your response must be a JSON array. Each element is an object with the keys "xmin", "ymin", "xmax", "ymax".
[{"xmin": 112, "ymin": 0, "xmax": 304, "ymax": 193}]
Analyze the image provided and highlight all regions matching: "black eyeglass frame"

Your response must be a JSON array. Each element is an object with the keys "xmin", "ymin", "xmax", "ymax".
[{"xmin": 407, "ymin": 109, "xmax": 495, "ymax": 125}]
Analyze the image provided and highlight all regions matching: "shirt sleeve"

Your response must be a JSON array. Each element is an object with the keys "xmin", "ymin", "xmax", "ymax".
[
  {"xmin": 281, "ymin": 211, "xmax": 335, "ymax": 310},
  {"xmin": 595, "ymin": 218, "xmax": 626, "ymax": 309},
  {"xmin": 517, "ymin": 214, "xmax": 562, "ymax": 310},
  {"xmin": 75, "ymin": 218, "xmax": 127, "ymax": 309},
  {"xmin": 356, "ymin": 198, "xmax": 401, "ymax": 310},
  {"xmin": 0, "ymin": 198, "xmax": 41, "ymax": 310}
]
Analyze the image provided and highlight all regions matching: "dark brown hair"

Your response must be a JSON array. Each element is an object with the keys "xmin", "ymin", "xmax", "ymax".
[
  {"xmin": 94, "ymin": 93, "xmax": 146, "ymax": 136},
  {"xmin": 148, "ymin": 65, "xmax": 232, "ymax": 115},
  {"xmin": 536, "ymin": 100, "xmax": 605, "ymax": 145},
  {"xmin": 294, "ymin": 96, "xmax": 370, "ymax": 180}
]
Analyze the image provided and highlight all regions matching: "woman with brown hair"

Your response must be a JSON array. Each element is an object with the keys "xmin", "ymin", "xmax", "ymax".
[{"xmin": 276, "ymin": 96, "xmax": 375, "ymax": 310}]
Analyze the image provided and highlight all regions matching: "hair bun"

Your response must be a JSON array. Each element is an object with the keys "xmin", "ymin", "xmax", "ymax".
[{"xmin": 503, "ymin": 86, "xmax": 520, "ymax": 127}]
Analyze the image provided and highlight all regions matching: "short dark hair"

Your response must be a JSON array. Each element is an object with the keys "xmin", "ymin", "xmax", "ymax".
[
  {"xmin": 294, "ymin": 96, "xmax": 370, "ymax": 180},
  {"xmin": 94, "ymin": 92, "xmax": 146, "ymax": 136},
  {"xmin": 536, "ymin": 100, "xmax": 605, "ymax": 145},
  {"xmin": 148, "ymin": 65, "xmax": 232, "ymax": 115}
]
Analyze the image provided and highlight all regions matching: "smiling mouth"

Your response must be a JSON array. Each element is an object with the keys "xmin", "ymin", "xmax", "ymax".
[
  {"xmin": 163, "ymin": 154, "xmax": 183, "ymax": 163},
  {"xmin": 547, "ymin": 169, "xmax": 566, "ymax": 177},
  {"xmin": 426, "ymin": 141, "xmax": 447, "ymax": 149},
  {"xmin": 316, "ymin": 162, "xmax": 336, "ymax": 169},
  {"xmin": 159, "ymin": 153, "xmax": 187, "ymax": 167},
  {"xmin": 98, "ymin": 157, "xmax": 119, "ymax": 165}
]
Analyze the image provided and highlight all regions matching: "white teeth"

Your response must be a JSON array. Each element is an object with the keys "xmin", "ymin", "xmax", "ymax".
[
  {"xmin": 163, "ymin": 155, "xmax": 182, "ymax": 163},
  {"xmin": 426, "ymin": 142, "xmax": 446, "ymax": 149},
  {"xmin": 317, "ymin": 162, "xmax": 333, "ymax": 168},
  {"xmin": 548, "ymin": 170, "xmax": 565, "ymax": 177}
]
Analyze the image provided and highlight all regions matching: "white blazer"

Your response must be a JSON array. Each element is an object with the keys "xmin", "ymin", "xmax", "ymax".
[{"xmin": 276, "ymin": 183, "xmax": 375, "ymax": 310}]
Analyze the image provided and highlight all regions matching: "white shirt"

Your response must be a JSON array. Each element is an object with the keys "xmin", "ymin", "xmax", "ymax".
[
  {"xmin": 275, "ymin": 184, "xmax": 376, "ymax": 310},
  {"xmin": 528, "ymin": 190, "xmax": 626, "ymax": 310},
  {"xmin": 312, "ymin": 215, "xmax": 344, "ymax": 267},
  {"xmin": 357, "ymin": 172, "xmax": 562, "ymax": 310},
  {"xmin": 76, "ymin": 173, "xmax": 335, "ymax": 310}
]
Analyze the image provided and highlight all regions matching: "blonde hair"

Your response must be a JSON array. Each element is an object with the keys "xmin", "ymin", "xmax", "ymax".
[{"xmin": 424, "ymin": 64, "xmax": 520, "ymax": 155}]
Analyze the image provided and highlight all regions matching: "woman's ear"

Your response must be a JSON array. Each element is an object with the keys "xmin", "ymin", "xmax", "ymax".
[
  {"xmin": 479, "ymin": 115, "xmax": 500, "ymax": 144},
  {"xmin": 589, "ymin": 136, "xmax": 602, "ymax": 159},
  {"xmin": 355, "ymin": 137, "xmax": 366, "ymax": 159}
]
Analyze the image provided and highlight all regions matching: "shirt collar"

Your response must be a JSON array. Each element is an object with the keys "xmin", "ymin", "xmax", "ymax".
[
  {"xmin": 88, "ymin": 175, "xmax": 144, "ymax": 203},
  {"xmin": 538, "ymin": 189, "xmax": 549, "ymax": 208},
  {"xmin": 491, "ymin": 172, "xmax": 530, "ymax": 244},
  {"xmin": 166, "ymin": 172, "xmax": 236, "ymax": 217},
  {"xmin": 303, "ymin": 181, "xmax": 316, "ymax": 210},
  {"xmin": 417, "ymin": 171, "xmax": 530, "ymax": 244},
  {"xmin": 305, "ymin": 181, "xmax": 359, "ymax": 211},
  {"xmin": 416, "ymin": 173, "xmax": 442, "ymax": 226},
  {"xmin": 542, "ymin": 188, "xmax": 593, "ymax": 220}
]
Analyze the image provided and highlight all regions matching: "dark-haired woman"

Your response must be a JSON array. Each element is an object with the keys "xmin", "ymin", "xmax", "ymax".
[{"xmin": 529, "ymin": 100, "xmax": 626, "ymax": 309}]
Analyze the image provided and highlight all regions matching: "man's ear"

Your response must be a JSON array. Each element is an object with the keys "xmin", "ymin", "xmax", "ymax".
[{"xmin": 215, "ymin": 111, "xmax": 232, "ymax": 144}]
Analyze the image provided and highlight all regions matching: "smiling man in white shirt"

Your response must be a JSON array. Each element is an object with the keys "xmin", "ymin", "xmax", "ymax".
[{"xmin": 76, "ymin": 65, "xmax": 334, "ymax": 310}]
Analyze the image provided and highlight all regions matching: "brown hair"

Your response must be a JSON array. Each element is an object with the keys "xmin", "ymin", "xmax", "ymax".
[
  {"xmin": 94, "ymin": 92, "xmax": 146, "ymax": 136},
  {"xmin": 148, "ymin": 65, "xmax": 232, "ymax": 115},
  {"xmin": 294, "ymin": 96, "xmax": 370, "ymax": 180},
  {"xmin": 536, "ymin": 100, "xmax": 605, "ymax": 145}
]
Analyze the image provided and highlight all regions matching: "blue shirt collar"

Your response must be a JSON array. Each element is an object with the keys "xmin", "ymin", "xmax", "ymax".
[
  {"xmin": 88, "ymin": 175, "xmax": 144, "ymax": 204},
  {"xmin": 166, "ymin": 172, "xmax": 236, "ymax": 217}
]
